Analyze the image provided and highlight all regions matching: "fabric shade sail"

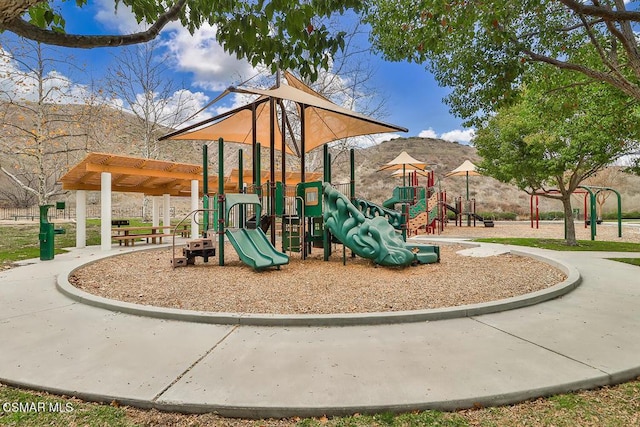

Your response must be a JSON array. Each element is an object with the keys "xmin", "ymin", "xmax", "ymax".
[
  {"xmin": 445, "ymin": 160, "xmax": 480, "ymax": 177},
  {"xmin": 377, "ymin": 151, "xmax": 428, "ymax": 172},
  {"xmin": 161, "ymin": 71, "xmax": 407, "ymax": 155},
  {"xmin": 164, "ymin": 95, "xmax": 294, "ymax": 155}
]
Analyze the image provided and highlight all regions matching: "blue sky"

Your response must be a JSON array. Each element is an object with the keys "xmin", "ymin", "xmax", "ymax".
[{"xmin": 1, "ymin": 0, "xmax": 476, "ymax": 144}]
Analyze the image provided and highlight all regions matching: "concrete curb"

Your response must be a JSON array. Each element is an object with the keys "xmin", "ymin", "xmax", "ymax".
[
  {"xmin": 56, "ymin": 244, "xmax": 581, "ymax": 327},
  {"xmin": 8, "ymin": 368, "xmax": 640, "ymax": 418}
]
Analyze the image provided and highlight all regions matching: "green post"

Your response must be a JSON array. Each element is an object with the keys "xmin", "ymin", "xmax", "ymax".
[
  {"xmin": 202, "ymin": 144, "xmax": 209, "ymax": 234},
  {"xmin": 238, "ymin": 149, "xmax": 244, "ymax": 227},
  {"xmin": 254, "ymin": 142, "xmax": 261, "ymax": 197},
  {"xmin": 323, "ymin": 144, "xmax": 331, "ymax": 183},
  {"xmin": 615, "ymin": 189, "xmax": 622, "ymax": 238},
  {"xmin": 349, "ymin": 148, "xmax": 355, "ymax": 201},
  {"xmin": 218, "ymin": 137, "xmax": 225, "ymax": 266}
]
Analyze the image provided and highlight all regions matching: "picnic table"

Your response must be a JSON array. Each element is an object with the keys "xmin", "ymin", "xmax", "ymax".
[{"xmin": 111, "ymin": 225, "xmax": 173, "ymax": 246}]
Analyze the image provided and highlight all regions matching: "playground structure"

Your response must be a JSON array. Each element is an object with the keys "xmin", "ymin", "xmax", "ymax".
[
  {"xmin": 371, "ymin": 156, "xmax": 495, "ymax": 238},
  {"xmin": 169, "ymin": 139, "xmax": 441, "ymax": 270},
  {"xmin": 530, "ymin": 185, "xmax": 622, "ymax": 240}
]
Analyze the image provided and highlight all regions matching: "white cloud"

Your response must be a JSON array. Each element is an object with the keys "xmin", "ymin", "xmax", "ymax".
[
  {"xmin": 94, "ymin": 0, "xmax": 146, "ymax": 34},
  {"xmin": 418, "ymin": 127, "xmax": 475, "ymax": 144},
  {"xmin": 162, "ymin": 24, "xmax": 257, "ymax": 92},
  {"xmin": 418, "ymin": 128, "xmax": 437, "ymax": 139},
  {"xmin": 440, "ymin": 129, "xmax": 476, "ymax": 144}
]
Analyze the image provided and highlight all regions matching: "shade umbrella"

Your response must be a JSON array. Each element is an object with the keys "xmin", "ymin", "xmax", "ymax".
[
  {"xmin": 445, "ymin": 160, "xmax": 480, "ymax": 201},
  {"xmin": 378, "ymin": 151, "xmax": 428, "ymax": 186}
]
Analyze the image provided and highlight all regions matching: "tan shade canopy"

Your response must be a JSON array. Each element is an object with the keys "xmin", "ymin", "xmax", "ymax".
[
  {"xmin": 445, "ymin": 160, "xmax": 481, "ymax": 177},
  {"xmin": 161, "ymin": 71, "xmax": 407, "ymax": 155},
  {"xmin": 378, "ymin": 151, "xmax": 428, "ymax": 172},
  {"xmin": 167, "ymin": 97, "xmax": 294, "ymax": 155}
]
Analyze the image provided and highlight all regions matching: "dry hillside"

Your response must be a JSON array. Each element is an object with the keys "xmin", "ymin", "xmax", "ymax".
[{"xmin": 1, "ymin": 97, "xmax": 638, "ymax": 217}]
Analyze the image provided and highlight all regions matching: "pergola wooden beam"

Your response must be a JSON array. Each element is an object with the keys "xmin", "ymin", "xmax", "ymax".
[{"xmin": 84, "ymin": 163, "xmax": 202, "ymax": 181}]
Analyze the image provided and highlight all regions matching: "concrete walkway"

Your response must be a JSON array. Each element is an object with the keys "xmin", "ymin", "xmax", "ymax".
[{"xmin": 1, "ymin": 240, "xmax": 639, "ymax": 418}]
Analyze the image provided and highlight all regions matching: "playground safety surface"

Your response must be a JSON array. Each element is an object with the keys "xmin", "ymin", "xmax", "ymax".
[
  {"xmin": 1, "ymin": 229, "xmax": 640, "ymax": 418},
  {"xmin": 66, "ymin": 243, "xmax": 566, "ymax": 317}
]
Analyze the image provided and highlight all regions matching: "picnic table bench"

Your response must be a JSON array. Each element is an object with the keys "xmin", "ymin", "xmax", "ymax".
[
  {"xmin": 111, "ymin": 226, "xmax": 173, "ymax": 246},
  {"xmin": 111, "ymin": 224, "xmax": 191, "ymax": 246},
  {"xmin": 12, "ymin": 215, "xmax": 36, "ymax": 221}
]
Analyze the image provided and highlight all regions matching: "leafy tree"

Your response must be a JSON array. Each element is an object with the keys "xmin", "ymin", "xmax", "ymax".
[
  {"xmin": 364, "ymin": 0, "xmax": 640, "ymax": 127},
  {"xmin": 0, "ymin": 0, "xmax": 362, "ymax": 81},
  {"xmin": 474, "ymin": 72, "xmax": 639, "ymax": 245}
]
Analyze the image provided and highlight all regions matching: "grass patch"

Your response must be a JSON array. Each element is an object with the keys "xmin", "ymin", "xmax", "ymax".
[
  {"xmin": 0, "ymin": 219, "xmax": 145, "ymax": 267},
  {"xmin": 608, "ymin": 258, "xmax": 640, "ymax": 267},
  {"xmin": 2, "ymin": 380, "xmax": 640, "ymax": 426},
  {"xmin": 0, "ymin": 384, "xmax": 132, "ymax": 426},
  {"xmin": 473, "ymin": 237, "xmax": 640, "ymax": 252}
]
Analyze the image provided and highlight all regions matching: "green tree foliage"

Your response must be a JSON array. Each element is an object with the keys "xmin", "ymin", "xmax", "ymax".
[
  {"xmin": 474, "ymin": 70, "xmax": 640, "ymax": 244},
  {"xmin": 364, "ymin": 0, "xmax": 640, "ymax": 127},
  {"xmin": 0, "ymin": 0, "xmax": 362, "ymax": 81}
]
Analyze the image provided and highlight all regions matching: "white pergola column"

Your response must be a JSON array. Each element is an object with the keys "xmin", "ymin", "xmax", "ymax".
[
  {"xmin": 191, "ymin": 180, "xmax": 199, "ymax": 239},
  {"xmin": 75, "ymin": 190, "xmax": 86, "ymax": 249},
  {"xmin": 163, "ymin": 194, "xmax": 171, "ymax": 228},
  {"xmin": 100, "ymin": 172, "xmax": 112, "ymax": 251},
  {"xmin": 152, "ymin": 196, "xmax": 160, "ymax": 227}
]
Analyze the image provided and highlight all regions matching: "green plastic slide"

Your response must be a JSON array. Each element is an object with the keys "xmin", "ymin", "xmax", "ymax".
[
  {"xmin": 226, "ymin": 227, "xmax": 289, "ymax": 270},
  {"xmin": 322, "ymin": 183, "xmax": 439, "ymax": 266}
]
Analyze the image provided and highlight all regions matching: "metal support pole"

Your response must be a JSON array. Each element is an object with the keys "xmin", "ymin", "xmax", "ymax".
[
  {"xmin": 218, "ymin": 137, "xmax": 225, "ymax": 266},
  {"xmin": 202, "ymin": 144, "xmax": 209, "ymax": 234},
  {"xmin": 349, "ymin": 148, "xmax": 355, "ymax": 201}
]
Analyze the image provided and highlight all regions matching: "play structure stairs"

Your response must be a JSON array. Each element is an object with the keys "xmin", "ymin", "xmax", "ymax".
[
  {"xmin": 172, "ymin": 238, "xmax": 216, "ymax": 267},
  {"xmin": 407, "ymin": 192, "xmax": 440, "ymax": 234}
]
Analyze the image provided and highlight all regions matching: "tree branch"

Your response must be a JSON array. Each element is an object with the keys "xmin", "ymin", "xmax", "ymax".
[
  {"xmin": 0, "ymin": 0, "xmax": 45, "ymax": 23},
  {"xmin": 521, "ymin": 47, "xmax": 640, "ymax": 99},
  {"xmin": 0, "ymin": 165, "xmax": 40, "ymax": 197},
  {"xmin": 557, "ymin": 0, "xmax": 640, "ymax": 22},
  {"xmin": 0, "ymin": 0, "xmax": 187, "ymax": 48}
]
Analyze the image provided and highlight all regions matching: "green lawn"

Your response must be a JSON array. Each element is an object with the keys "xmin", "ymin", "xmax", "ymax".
[
  {"xmin": 473, "ymin": 237, "xmax": 640, "ymax": 268},
  {"xmin": 1, "ymin": 380, "xmax": 640, "ymax": 426},
  {"xmin": 473, "ymin": 237, "xmax": 640, "ymax": 252},
  {"xmin": 0, "ymin": 218, "xmax": 153, "ymax": 267}
]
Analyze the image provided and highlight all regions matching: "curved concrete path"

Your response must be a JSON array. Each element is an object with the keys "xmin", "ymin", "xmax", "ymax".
[{"xmin": 1, "ymin": 239, "xmax": 639, "ymax": 418}]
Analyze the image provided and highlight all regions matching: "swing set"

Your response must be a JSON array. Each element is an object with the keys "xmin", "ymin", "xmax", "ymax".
[{"xmin": 530, "ymin": 185, "xmax": 622, "ymax": 240}]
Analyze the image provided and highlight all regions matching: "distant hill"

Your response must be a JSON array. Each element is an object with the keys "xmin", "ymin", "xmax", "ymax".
[{"xmin": 1, "ymin": 99, "xmax": 638, "ymax": 216}]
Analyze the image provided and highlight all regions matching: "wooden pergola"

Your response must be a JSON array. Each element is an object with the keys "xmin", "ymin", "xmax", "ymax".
[
  {"xmin": 60, "ymin": 152, "xmax": 232, "ymax": 196},
  {"xmin": 60, "ymin": 153, "xmax": 225, "ymax": 250},
  {"xmin": 60, "ymin": 152, "xmax": 321, "ymax": 250}
]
